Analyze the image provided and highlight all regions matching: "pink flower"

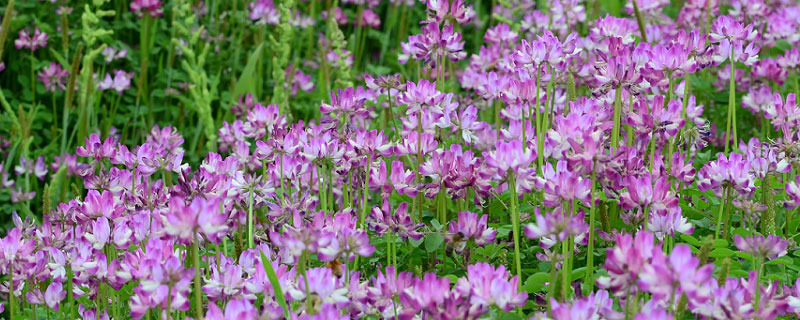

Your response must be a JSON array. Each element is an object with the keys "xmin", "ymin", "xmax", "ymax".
[
  {"xmin": 130, "ymin": 0, "xmax": 163, "ymax": 18},
  {"xmin": 14, "ymin": 27, "xmax": 48, "ymax": 51},
  {"xmin": 37, "ymin": 62, "xmax": 69, "ymax": 92},
  {"xmin": 97, "ymin": 70, "xmax": 133, "ymax": 94}
]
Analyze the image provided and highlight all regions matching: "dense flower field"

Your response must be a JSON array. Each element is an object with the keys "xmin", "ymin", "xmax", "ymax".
[{"xmin": 1, "ymin": 0, "xmax": 800, "ymax": 319}]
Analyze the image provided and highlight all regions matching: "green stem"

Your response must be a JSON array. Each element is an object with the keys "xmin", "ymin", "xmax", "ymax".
[
  {"xmin": 247, "ymin": 191, "xmax": 255, "ymax": 249},
  {"xmin": 191, "ymin": 238, "xmax": 203, "ymax": 318},
  {"xmin": 9, "ymin": 263, "xmax": 14, "ymax": 320},
  {"xmin": 30, "ymin": 49, "xmax": 36, "ymax": 107},
  {"xmin": 583, "ymin": 165, "xmax": 597, "ymax": 295},
  {"xmin": 714, "ymin": 187, "xmax": 730, "ymax": 239},
  {"xmin": 508, "ymin": 172, "xmax": 523, "ymax": 295},
  {"xmin": 725, "ymin": 47, "xmax": 736, "ymax": 154},
  {"xmin": 361, "ymin": 154, "xmax": 371, "ymax": 229},
  {"xmin": 535, "ymin": 67, "xmax": 544, "ymax": 174},
  {"xmin": 611, "ymin": 85, "xmax": 623, "ymax": 151},
  {"xmin": 631, "ymin": 0, "xmax": 648, "ymax": 43}
]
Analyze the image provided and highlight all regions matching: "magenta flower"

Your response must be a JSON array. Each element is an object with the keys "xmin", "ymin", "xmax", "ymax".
[
  {"xmin": 697, "ymin": 152, "xmax": 755, "ymax": 197},
  {"xmin": 485, "ymin": 139, "xmax": 535, "ymax": 174},
  {"xmin": 37, "ymin": 62, "xmax": 69, "ymax": 92},
  {"xmin": 764, "ymin": 93, "xmax": 800, "ymax": 132},
  {"xmin": 620, "ymin": 173, "xmax": 678, "ymax": 215},
  {"xmin": 548, "ymin": 289, "xmax": 622, "ymax": 320},
  {"xmin": 733, "ymin": 234, "xmax": 788, "ymax": 260},
  {"xmin": 647, "ymin": 207, "xmax": 693, "ymax": 240},
  {"xmin": 164, "ymin": 196, "xmax": 228, "ymax": 245},
  {"xmin": 130, "ymin": 0, "xmax": 163, "ymax": 18},
  {"xmin": 14, "ymin": 27, "xmax": 48, "ymax": 51},
  {"xmin": 287, "ymin": 267, "xmax": 348, "ymax": 304},
  {"xmin": 101, "ymin": 47, "xmax": 127, "ymax": 64},
  {"xmin": 786, "ymin": 175, "xmax": 800, "ymax": 209},
  {"xmin": 638, "ymin": 244, "xmax": 714, "ymax": 304},
  {"xmin": 404, "ymin": 22, "xmax": 465, "ymax": 66},
  {"xmin": 709, "ymin": 15, "xmax": 757, "ymax": 42},
  {"xmin": 597, "ymin": 231, "xmax": 656, "ymax": 296},
  {"xmin": 205, "ymin": 298, "xmax": 258, "ymax": 320},
  {"xmin": 84, "ymin": 217, "xmax": 111, "ymax": 250},
  {"xmin": 44, "ymin": 282, "xmax": 66, "ymax": 311},
  {"xmin": 524, "ymin": 207, "xmax": 588, "ymax": 243},
  {"xmin": 97, "ymin": 70, "xmax": 133, "ymax": 94},
  {"xmin": 397, "ymin": 79, "xmax": 444, "ymax": 115},
  {"xmin": 426, "ymin": 0, "xmax": 473, "ymax": 24},
  {"xmin": 369, "ymin": 201, "xmax": 424, "ymax": 241},
  {"xmin": 454, "ymin": 262, "xmax": 527, "ymax": 311},
  {"xmin": 10, "ymin": 187, "xmax": 35, "ymax": 203},
  {"xmin": 320, "ymin": 87, "xmax": 369, "ymax": 120},
  {"xmin": 446, "ymin": 211, "xmax": 497, "ymax": 253},
  {"xmin": 249, "ymin": 0, "xmax": 279, "ymax": 25},
  {"xmin": 542, "ymin": 161, "xmax": 592, "ymax": 207},
  {"xmin": 76, "ymin": 133, "xmax": 117, "ymax": 161}
]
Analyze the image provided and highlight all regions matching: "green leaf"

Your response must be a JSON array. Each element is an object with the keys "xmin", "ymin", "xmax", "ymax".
[
  {"xmin": 232, "ymin": 43, "xmax": 264, "ymax": 99},
  {"xmin": 679, "ymin": 204, "xmax": 705, "ymax": 220},
  {"xmin": 524, "ymin": 272, "xmax": 550, "ymax": 293},
  {"xmin": 765, "ymin": 256, "xmax": 793, "ymax": 266},
  {"xmin": 571, "ymin": 267, "xmax": 586, "ymax": 281},
  {"xmin": 712, "ymin": 239, "xmax": 729, "ymax": 248},
  {"xmin": 680, "ymin": 233, "xmax": 702, "ymax": 246},
  {"xmin": 425, "ymin": 233, "xmax": 444, "ymax": 253},
  {"xmin": 731, "ymin": 228, "xmax": 752, "ymax": 238},
  {"xmin": 430, "ymin": 219, "xmax": 444, "ymax": 231},
  {"xmin": 709, "ymin": 248, "xmax": 735, "ymax": 258},
  {"xmin": 49, "ymin": 48, "xmax": 69, "ymax": 68},
  {"xmin": 259, "ymin": 250, "xmax": 290, "ymax": 318},
  {"xmin": 48, "ymin": 165, "xmax": 68, "ymax": 204}
]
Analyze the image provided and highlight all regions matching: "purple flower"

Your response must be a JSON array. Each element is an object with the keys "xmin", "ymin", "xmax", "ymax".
[
  {"xmin": 485, "ymin": 139, "xmax": 535, "ymax": 174},
  {"xmin": 597, "ymin": 231, "xmax": 656, "ymax": 296},
  {"xmin": 287, "ymin": 267, "xmax": 348, "ymax": 304},
  {"xmin": 320, "ymin": 87, "xmax": 369, "ymax": 120},
  {"xmin": 164, "ymin": 196, "xmax": 228, "ymax": 245},
  {"xmin": 524, "ymin": 207, "xmax": 588, "ymax": 243},
  {"xmin": 454, "ymin": 262, "xmax": 527, "ymax": 311},
  {"xmin": 733, "ymin": 234, "xmax": 788, "ymax": 260},
  {"xmin": 397, "ymin": 79, "xmax": 444, "ymax": 115},
  {"xmin": 205, "ymin": 298, "xmax": 258, "ymax": 320},
  {"xmin": 619, "ymin": 173, "xmax": 678, "ymax": 215},
  {"xmin": 37, "ymin": 62, "xmax": 69, "ymax": 92},
  {"xmin": 709, "ymin": 15, "xmax": 757, "ymax": 42},
  {"xmin": 249, "ymin": 0, "xmax": 279, "ymax": 25},
  {"xmin": 786, "ymin": 175, "xmax": 800, "ymax": 209},
  {"xmin": 10, "ymin": 188, "xmax": 35, "ymax": 203},
  {"xmin": 101, "ymin": 47, "xmax": 127, "ymax": 64},
  {"xmin": 130, "ymin": 0, "xmax": 163, "ymax": 18},
  {"xmin": 542, "ymin": 161, "xmax": 592, "ymax": 207},
  {"xmin": 446, "ymin": 211, "xmax": 496, "ymax": 253},
  {"xmin": 97, "ymin": 70, "xmax": 133, "ymax": 94},
  {"xmin": 84, "ymin": 217, "xmax": 111, "ymax": 250},
  {"xmin": 697, "ymin": 152, "xmax": 755, "ymax": 197},
  {"xmin": 369, "ymin": 201, "xmax": 424, "ymax": 241},
  {"xmin": 76, "ymin": 133, "xmax": 117, "ymax": 161},
  {"xmin": 764, "ymin": 93, "xmax": 800, "ymax": 132},
  {"xmin": 44, "ymin": 282, "xmax": 66, "ymax": 311},
  {"xmin": 14, "ymin": 27, "xmax": 48, "ymax": 51},
  {"xmin": 647, "ymin": 207, "xmax": 693, "ymax": 240},
  {"xmin": 548, "ymin": 289, "xmax": 622, "ymax": 320},
  {"xmin": 638, "ymin": 244, "xmax": 714, "ymax": 304}
]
